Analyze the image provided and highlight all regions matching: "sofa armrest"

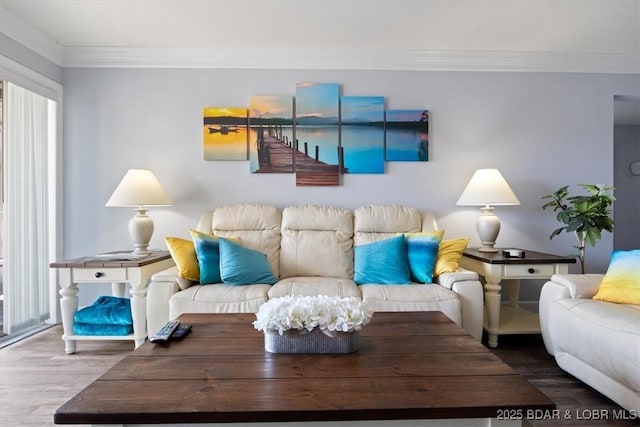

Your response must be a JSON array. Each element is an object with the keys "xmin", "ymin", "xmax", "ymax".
[
  {"xmin": 539, "ymin": 274, "xmax": 604, "ymax": 355},
  {"xmin": 151, "ymin": 266, "xmax": 195, "ymax": 290},
  {"xmin": 435, "ymin": 268, "xmax": 479, "ymax": 290},
  {"xmin": 146, "ymin": 267, "xmax": 187, "ymax": 336},
  {"xmin": 546, "ymin": 274, "xmax": 604, "ymax": 299},
  {"xmin": 435, "ymin": 268, "xmax": 483, "ymax": 342}
]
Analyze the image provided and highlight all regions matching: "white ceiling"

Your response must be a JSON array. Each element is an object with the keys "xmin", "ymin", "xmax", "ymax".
[
  {"xmin": 1, "ymin": 0, "xmax": 639, "ymax": 72},
  {"xmin": 0, "ymin": 0, "xmax": 637, "ymax": 53}
]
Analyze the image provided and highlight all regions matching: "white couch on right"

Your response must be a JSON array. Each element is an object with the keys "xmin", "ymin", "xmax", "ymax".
[{"xmin": 539, "ymin": 273, "xmax": 640, "ymax": 413}]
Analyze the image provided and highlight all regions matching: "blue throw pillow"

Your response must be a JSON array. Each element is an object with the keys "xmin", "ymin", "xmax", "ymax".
[
  {"xmin": 190, "ymin": 230, "xmax": 224, "ymax": 284},
  {"xmin": 354, "ymin": 235, "xmax": 411, "ymax": 285},
  {"xmin": 404, "ymin": 231, "xmax": 444, "ymax": 283},
  {"xmin": 218, "ymin": 238, "xmax": 277, "ymax": 285}
]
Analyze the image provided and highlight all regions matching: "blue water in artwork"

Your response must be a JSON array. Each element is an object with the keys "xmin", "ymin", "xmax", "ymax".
[
  {"xmin": 341, "ymin": 126, "xmax": 385, "ymax": 174},
  {"xmin": 295, "ymin": 126, "xmax": 340, "ymax": 165},
  {"xmin": 248, "ymin": 124, "xmax": 422, "ymax": 173},
  {"xmin": 386, "ymin": 128, "xmax": 429, "ymax": 161}
]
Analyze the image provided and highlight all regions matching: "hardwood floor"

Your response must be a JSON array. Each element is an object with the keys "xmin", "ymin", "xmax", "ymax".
[
  {"xmin": 0, "ymin": 325, "xmax": 131, "ymax": 427},
  {"xmin": 0, "ymin": 326, "xmax": 636, "ymax": 427},
  {"xmin": 491, "ymin": 335, "xmax": 637, "ymax": 427}
]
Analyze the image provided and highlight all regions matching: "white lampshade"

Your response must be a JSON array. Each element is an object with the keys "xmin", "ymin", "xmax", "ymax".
[
  {"xmin": 456, "ymin": 169, "xmax": 520, "ymax": 207},
  {"xmin": 457, "ymin": 169, "xmax": 520, "ymax": 253},
  {"xmin": 106, "ymin": 169, "xmax": 172, "ymax": 207},
  {"xmin": 106, "ymin": 169, "xmax": 172, "ymax": 255}
]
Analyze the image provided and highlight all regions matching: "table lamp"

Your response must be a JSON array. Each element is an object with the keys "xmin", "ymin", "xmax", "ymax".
[
  {"xmin": 456, "ymin": 168, "xmax": 520, "ymax": 252},
  {"xmin": 106, "ymin": 169, "xmax": 173, "ymax": 255}
]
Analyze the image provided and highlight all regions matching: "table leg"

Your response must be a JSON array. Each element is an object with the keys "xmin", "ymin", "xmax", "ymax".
[
  {"xmin": 484, "ymin": 276, "xmax": 502, "ymax": 348},
  {"xmin": 111, "ymin": 282, "xmax": 126, "ymax": 298},
  {"xmin": 506, "ymin": 279, "xmax": 520, "ymax": 307},
  {"xmin": 128, "ymin": 274, "xmax": 147, "ymax": 348},
  {"xmin": 58, "ymin": 268, "xmax": 78, "ymax": 354}
]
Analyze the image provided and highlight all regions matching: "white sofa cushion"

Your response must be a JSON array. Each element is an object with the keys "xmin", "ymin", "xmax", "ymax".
[
  {"xmin": 280, "ymin": 205, "xmax": 354, "ymax": 279},
  {"xmin": 210, "ymin": 204, "xmax": 282, "ymax": 278},
  {"xmin": 354, "ymin": 205, "xmax": 423, "ymax": 245},
  {"xmin": 359, "ymin": 284, "xmax": 462, "ymax": 327},
  {"xmin": 550, "ymin": 298, "xmax": 640, "ymax": 394},
  {"xmin": 268, "ymin": 276, "xmax": 361, "ymax": 299},
  {"xmin": 169, "ymin": 283, "xmax": 271, "ymax": 319}
]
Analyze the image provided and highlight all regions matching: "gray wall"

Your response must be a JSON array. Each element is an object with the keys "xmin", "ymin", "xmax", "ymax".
[
  {"xmin": 614, "ymin": 124, "xmax": 640, "ymax": 250},
  {"xmin": 62, "ymin": 68, "xmax": 640, "ymax": 306}
]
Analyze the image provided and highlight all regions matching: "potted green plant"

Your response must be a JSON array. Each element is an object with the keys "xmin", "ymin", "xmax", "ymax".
[{"xmin": 541, "ymin": 184, "xmax": 615, "ymax": 273}]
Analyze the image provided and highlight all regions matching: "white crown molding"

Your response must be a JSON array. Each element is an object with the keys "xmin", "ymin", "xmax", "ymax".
[
  {"xmin": 63, "ymin": 46, "xmax": 640, "ymax": 74},
  {"xmin": 3, "ymin": 3, "xmax": 638, "ymax": 74},
  {"xmin": 0, "ymin": 6, "xmax": 64, "ymax": 65}
]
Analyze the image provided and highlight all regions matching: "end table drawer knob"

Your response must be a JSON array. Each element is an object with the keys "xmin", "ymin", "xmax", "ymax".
[
  {"xmin": 528, "ymin": 268, "xmax": 535, "ymax": 274},
  {"xmin": 72, "ymin": 268, "xmax": 127, "ymax": 282}
]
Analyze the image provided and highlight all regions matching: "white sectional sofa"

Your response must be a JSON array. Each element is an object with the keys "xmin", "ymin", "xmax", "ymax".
[
  {"xmin": 147, "ymin": 204, "xmax": 484, "ymax": 341},
  {"xmin": 539, "ymin": 274, "xmax": 640, "ymax": 413}
]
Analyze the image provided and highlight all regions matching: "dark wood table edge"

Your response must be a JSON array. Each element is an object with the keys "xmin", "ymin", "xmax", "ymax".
[
  {"xmin": 463, "ymin": 248, "xmax": 576, "ymax": 265},
  {"xmin": 55, "ymin": 403, "xmax": 555, "ymax": 425}
]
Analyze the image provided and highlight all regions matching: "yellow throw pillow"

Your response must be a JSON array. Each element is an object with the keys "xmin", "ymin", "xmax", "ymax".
[
  {"xmin": 434, "ymin": 238, "xmax": 469, "ymax": 277},
  {"xmin": 164, "ymin": 236, "xmax": 199, "ymax": 282},
  {"xmin": 593, "ymin": 249, "xmax": 640, "ymax": 305}
]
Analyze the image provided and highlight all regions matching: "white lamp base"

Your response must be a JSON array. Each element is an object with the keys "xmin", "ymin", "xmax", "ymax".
[
  {"xmin": 476, "ymin": 206, "xmax": 501, "ymax": 253},
  {"xmin": 128, "ymin": 207, "xmax": 154, "ymax": 255}
]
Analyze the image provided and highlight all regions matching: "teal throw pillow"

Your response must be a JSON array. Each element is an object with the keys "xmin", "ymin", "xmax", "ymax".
[
  {"xmin": 218, "ymin": 238, "xmax": 277, "ymax": 285},
  {"xmin": 354, "ymin": 235, "xmax": 411, "ymax": 285},
  {"xmin": 191, "ymin": 231, "xmax": 223, "ymax": 284},
  {"xmin": 404, "ymin": 231, "xmax": 444, "ymax": 283}
]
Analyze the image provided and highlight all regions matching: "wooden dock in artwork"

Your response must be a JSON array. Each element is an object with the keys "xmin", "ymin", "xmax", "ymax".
[{"xmin": 254, "ymin": 127, "xmax": 346, "ymax": 186}]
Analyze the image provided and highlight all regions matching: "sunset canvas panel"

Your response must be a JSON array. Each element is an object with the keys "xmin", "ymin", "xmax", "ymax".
[
  {"xmin": 249, "ymin": 96, "xmax": 294, "ymax": 173},
  {"xmin": 203, "ymin": 107, "xmax": 249, "ymax": 161},
  {"xmin": 295, "ymin": 82, "xmax": 341, "ymax": 186},
  {"xmin": 340, "ymin": 96, "xmax": 385, "ymax": 174},
  {"xmin": 385, "ymin": 109, "xmax": 429, "ymax": 162}
]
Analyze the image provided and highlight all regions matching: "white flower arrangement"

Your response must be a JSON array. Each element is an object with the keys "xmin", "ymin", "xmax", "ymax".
[{"xmin": 253, "ymin": 295, "xmax": 374, "ymax": 336}]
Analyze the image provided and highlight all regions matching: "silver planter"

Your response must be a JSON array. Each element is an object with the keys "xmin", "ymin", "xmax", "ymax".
[{"xmin": 264, "ymin": 328, "xmax": 360, "ymax": 354}]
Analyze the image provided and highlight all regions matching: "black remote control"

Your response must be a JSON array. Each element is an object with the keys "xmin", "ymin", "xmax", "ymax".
[
  {"xmin": 170, "ymin": 324, "xmax": 192, "ymax": 341},
  {"xmin": 149, "ymin": 320, "xmax": 180, "ymax": 344}
]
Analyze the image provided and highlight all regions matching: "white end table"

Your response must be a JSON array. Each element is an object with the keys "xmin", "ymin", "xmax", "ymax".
[
  {"xmin": 51, "ymin": 251, "xmax": 174, "ymax": 354},
  {"xmin": 460, "ymin": 248, "xmax": 575, "ymax": 348}
]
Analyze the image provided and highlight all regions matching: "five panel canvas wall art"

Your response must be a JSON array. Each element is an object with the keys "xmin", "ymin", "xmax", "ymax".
[{"xmin": 203, "ymin": 82, "xmax": 429, "ymax": 186}]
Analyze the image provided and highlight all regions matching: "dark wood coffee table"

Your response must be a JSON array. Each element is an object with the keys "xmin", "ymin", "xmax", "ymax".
[{"xmin": 54, "ymin": 312, "xmax": 554, "ymax": 426}]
